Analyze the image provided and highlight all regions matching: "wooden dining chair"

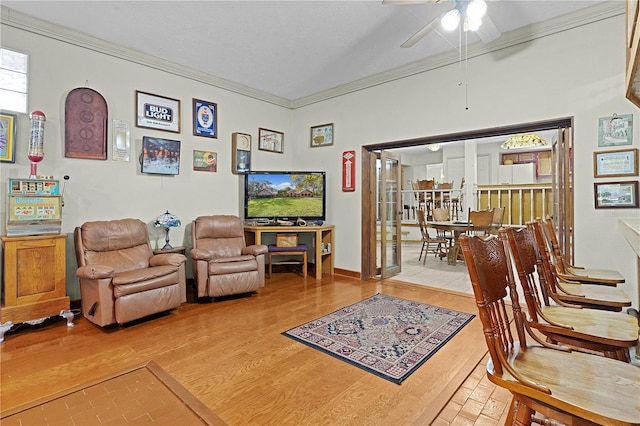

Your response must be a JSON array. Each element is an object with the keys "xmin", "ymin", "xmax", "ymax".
[
  {"xmin": 449, "ymin": 178, "xmax": 464, "ymax": 220},
  {"xmin": 502, "ymin": 226, "xmax": 638, "ymax": 362},
  {"xmin": 529, "ymin": 220, "xmax": 631, "ymax": 312},
  {"xmin": 460, "ymin": 233, "xmax": 640, "ymax": 426},
  {"xmin": 416, "ymin": 209, "xmax": 447, "ymax": 263},
  {"xmin": 489, "ymin": 206, "xmax": 505, "ymax": 234},
  {"xmin": 432, "ymin": 207, "xmax": 454, "ymax": 248},
  {"xmin": 467, "ymin": 208, "xmax": 494, "ymax": 236},
  {"xmin": 540, "ymin": 216, "xmax": 624, "ymax": 286}
]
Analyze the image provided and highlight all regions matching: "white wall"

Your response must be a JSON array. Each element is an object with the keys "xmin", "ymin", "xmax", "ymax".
[
  {"xmin": 2, "ymin": 11, "xmax": 638, "ymax": 308},
  {"xmin": 291, "ymin": 15, "xmax": 639, "ymax": 309}
]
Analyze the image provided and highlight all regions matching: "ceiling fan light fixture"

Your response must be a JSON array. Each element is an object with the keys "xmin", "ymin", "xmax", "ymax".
[
  {"xmin": 464, "ymin": 15, "xmax": 482, "ymax": 32},
  {"xmin": 467, "ymin": 0, "xmax": 487, "ymax": 21},
  {"xmin": 441, "ymin": 9, "xmax": 460, "ymax": 31},
  {"xmin": 427, "ymin": 143, "xmax": 442, "ymax": 152}
]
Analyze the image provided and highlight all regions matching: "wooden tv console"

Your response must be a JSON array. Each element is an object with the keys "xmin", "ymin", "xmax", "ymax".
[{"xmin": 244, "ymin": 224, "xmax": 334, "ymax": 280}]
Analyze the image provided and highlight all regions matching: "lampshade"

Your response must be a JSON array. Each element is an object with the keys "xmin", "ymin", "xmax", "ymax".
[
  {"xmin": 500, "ymin": 133, "xmax": 548, "ymax": 150},
  {"xmin": 154, "ymin": 210, "xmax": 181, "ymax": 228}
]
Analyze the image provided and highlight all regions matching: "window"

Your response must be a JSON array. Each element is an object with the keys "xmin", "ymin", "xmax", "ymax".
[{"xmin": 0, "ymin": 47, "xmax": 28, "ymax": 113}]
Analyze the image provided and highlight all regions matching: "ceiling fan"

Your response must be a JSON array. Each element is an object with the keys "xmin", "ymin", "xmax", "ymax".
[{"xmin": 383, "ymin": 0, "xmax": 501, "ymax": 48}]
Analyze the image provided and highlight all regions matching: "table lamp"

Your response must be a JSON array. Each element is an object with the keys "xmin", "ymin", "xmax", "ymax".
[{"xmin": 154, "ymin": 210, "xmax": 181, "ymax": 250}]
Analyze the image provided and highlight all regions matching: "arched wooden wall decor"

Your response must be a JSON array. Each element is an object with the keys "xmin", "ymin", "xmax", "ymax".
[{"xmin": 64, "ymin": 87, "xmax": 108, "ymax": 160}]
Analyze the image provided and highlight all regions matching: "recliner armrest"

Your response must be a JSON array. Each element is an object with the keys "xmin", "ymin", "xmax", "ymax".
[
  {"xmin": 244, "ymin": 244, "xmax": 268, "ymax": 256},
  {"xmin": 76, "ymin": 264, "xmax": 114, "ymax": 280},
  {"xmin": 150, "ymin": 253, "xmax": 187, "ymax": 267},
  {"xmin": 190, "ymin": 247, "xmax": 213, "ymax": 261}
]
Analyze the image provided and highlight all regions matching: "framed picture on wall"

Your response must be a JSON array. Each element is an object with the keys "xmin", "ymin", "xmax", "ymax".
[
  {"xmin": 136, "ymin": 91, "xmax": 181, "ymax": 133},
  {"xmin": 597, "ymin": 113, "xmax": 633, "ymax": 147},
  {"xmin": 141, "ymin": 137, "xmax": 181, "ymax": 175},
  {"xmin": 593, "ymin": 148, "xmax": 638, "ymax": 178},
  {"xmin": 0, "ymin": 112, "xmax": 17, "ymax": 163},
  {"xmin": 192, "ymin": 98, "xmax": 217, "ymax": 138},
  {"xmin": 594, "ymin": 181, "xmax": 639, "ymax": 209},
  {"xmin": 310, "ymin": 123, "xmax": 334, "ymax": 147},
  {"xmin": 258, "ymin": 128, "xmax": 284, "ymax": 153},
  {"xmin": 193, "ymin": 150, "xmax": 217, "ymax": 172}
]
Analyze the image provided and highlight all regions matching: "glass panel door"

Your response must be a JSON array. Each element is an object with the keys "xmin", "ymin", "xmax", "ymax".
[{"xmin": 380, "ymin": 150, "xmax": 402, "ymax": 278}]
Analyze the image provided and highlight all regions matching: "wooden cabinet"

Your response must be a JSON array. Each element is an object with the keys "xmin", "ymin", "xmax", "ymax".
[
  {"xmin": 1, "ymin": 235, "xmax": 70, "ymax": 327},
  {"xmin": 501, "ymin": 150, "xmax": 552, "ymax": 177},
  {"xmin": 244, "ymin": 225, "xmax": 334, "ymax": 280}
]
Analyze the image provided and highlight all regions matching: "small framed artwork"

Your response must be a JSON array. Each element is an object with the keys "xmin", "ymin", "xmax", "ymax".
[
  {"xmin": 258, "ymin": 128, "xmax": 284, "ymax": 153},
  {"xmin": 141, "ymin": 136, "xmax": 181, "ymax": 175},
  {"xmin": 598, "ymin": 113, "xmax": 633, "ymax": 147},
  {"xmin": 192, "ymin": 98, "xmax": 217, "ymax": 138},
  {"xmin": 136, "ymin": 90, "xmax": 180, "ymax": 133},
  {"xmin": 310, "ymin": 123, "xmax": 334, "ymax": 147},
  {"xmin": 193, "ymin": 150, "xmax": 217, "ymax": 172},
  {"xmin": 112, "ymin": 119, "xmax": 131, "ymax": 161},
  {"xmin": 0, "ymin": 112, "xmax": 17, "ymax": 163},
  {"xmin": 593, "ymin": 148, "xmax": 638, "ymax": 178},
  {"xmin": 594, "ymin": 181, "xmax": 639, "ymax": 209}
]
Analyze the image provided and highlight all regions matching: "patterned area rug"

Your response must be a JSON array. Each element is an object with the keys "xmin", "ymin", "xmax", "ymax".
[{"xmin": 283, "ymin": 293, "xmax": 475, "ymax": 384}]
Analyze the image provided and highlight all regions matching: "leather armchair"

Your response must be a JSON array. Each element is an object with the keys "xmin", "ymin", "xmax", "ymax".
[
  {"xmin": 74, "ymin": 218, "xmax": 187, "ymax": 327},
  {"xmin": 191, "ymin": 215, "xmax": 268, "ymax": 298}
]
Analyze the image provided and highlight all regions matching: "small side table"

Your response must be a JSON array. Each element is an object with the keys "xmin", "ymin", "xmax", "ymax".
[{"xmin": 153, "ymin": 246, "xmax": 186, "ymax": 255}]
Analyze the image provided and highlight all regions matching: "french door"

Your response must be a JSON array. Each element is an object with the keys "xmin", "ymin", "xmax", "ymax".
[{"xmin": 379, "ymin": 150, "xmax": 403, "ymax": 279}]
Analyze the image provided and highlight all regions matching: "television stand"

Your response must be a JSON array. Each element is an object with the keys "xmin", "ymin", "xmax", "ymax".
[{"xmin": 244, "ymin": 224, "xmax": 334, "ymax": 280}]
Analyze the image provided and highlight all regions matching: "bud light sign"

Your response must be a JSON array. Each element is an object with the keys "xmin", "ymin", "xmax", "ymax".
[
  {"xmin": 136, "ymin": 91, "xmax": 180, "ymax": 133},
  {"xmin": 144, "ymin": 104, "xmax": 173, "ymax": 122}
]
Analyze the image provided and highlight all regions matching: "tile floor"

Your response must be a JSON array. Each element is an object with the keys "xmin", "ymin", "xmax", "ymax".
[{"xmin": 397, "ymin": 242, "xmax": 514, "ymax": 425}]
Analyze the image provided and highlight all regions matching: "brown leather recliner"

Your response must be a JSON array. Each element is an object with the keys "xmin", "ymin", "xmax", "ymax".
[
  {"xmin": 191, "ymin": 215, "xmax": 268, "ymax": 298},
  {"xmin": 74, "ymin": 218, "xmax": 187, "ymax": 327}
]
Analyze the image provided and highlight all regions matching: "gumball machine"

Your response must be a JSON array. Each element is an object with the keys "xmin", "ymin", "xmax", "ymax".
[{"xmin": 28, "ymin": 110, "xmax": 46, "ymax": 179}]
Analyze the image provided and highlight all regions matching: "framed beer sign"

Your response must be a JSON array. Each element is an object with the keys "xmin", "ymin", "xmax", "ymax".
[{"xmin": 135, "ymin": 91, "xmax": 181, "ymax": 133}]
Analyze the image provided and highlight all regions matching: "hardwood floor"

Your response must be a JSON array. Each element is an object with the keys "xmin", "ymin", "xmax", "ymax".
[{"xmin": 1, "ymin": 273, "xmax": 491, "ymax": 425}]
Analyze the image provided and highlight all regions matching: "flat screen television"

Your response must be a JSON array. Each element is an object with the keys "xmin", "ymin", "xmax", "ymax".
[{"xmin": 244, "ymin": 171, "xmax": 326, "ymax": 223}]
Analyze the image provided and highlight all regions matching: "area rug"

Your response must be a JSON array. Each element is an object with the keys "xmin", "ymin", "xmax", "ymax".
[
  {"xmin": 0, "ymin": 360, "xmax": 226, "ymax": 425},
  {"xmin": 282, "ymin": 293, "xmax": 475, "ymax": 384}
]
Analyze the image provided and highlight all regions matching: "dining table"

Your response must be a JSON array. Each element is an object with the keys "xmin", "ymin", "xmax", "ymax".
[{"xmin": 427, "ymin": 220, "xmax": 499, "ymax": 265}]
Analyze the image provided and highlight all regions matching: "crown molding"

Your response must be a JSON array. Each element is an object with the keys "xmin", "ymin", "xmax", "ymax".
[{"xmin": 1, "ymin": 2, "xmax": 624, "ymax": 110}]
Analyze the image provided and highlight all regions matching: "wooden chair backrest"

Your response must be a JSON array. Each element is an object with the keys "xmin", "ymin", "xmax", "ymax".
[
  {"xmin": 527, "ymin": 220, "xmax": 565, "ymax": 298},
  {"xmin": 492, "ymin": 207, "xmax": 505, "ymax": 226},
  {"xmin": 468, "ymin": 209, "xmax": 494, "ymax": 236},
  {"xmin": 541, "ymin": 216, "xmax": 570, "ymax": 275},
  {"xmin": 502, "ymin": 227, "xmax": 550, "ymax": 323},
  {"xmin": 432, "ymin": 207, "xmax": 449, "ymax": 221},
  {"xmin": 459, "ymin": 233, "xmax": 552, "ymax": 394},
  {"xmin": 416, "ymin": 209, "xmax": 429, "ymax": 240},
  {"xmin": 418, "ymin": 179, "xmax": 434, "ymax": 190},
  {"xmin": 439, "ymin": 181, "xmax": 453, "ymax": 189}
]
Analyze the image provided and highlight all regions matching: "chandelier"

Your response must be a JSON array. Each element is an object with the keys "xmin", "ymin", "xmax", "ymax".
[{"xmin": 501, "ymin": 133, "xmax": 548, "ymax": 150}]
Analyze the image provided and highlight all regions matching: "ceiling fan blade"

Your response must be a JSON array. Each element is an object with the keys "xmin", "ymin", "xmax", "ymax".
[
  {"xmin": 475, "ymin": 13, "xmax": 501, "ymax": 43},
  {"xmin": 401, "ymin": 16, "xmax": 441, "ymax": 48}
]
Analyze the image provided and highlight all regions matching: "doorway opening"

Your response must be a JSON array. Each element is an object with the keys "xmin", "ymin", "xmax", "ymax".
[{"xmin": 360, "ymin": 118, "xmax": 573, "ymax": 281}]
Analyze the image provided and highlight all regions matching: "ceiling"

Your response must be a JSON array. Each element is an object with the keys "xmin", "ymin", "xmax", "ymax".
[{"xmin": 2, "ymin": 0, "xmax": 616, "ymax": 105}]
